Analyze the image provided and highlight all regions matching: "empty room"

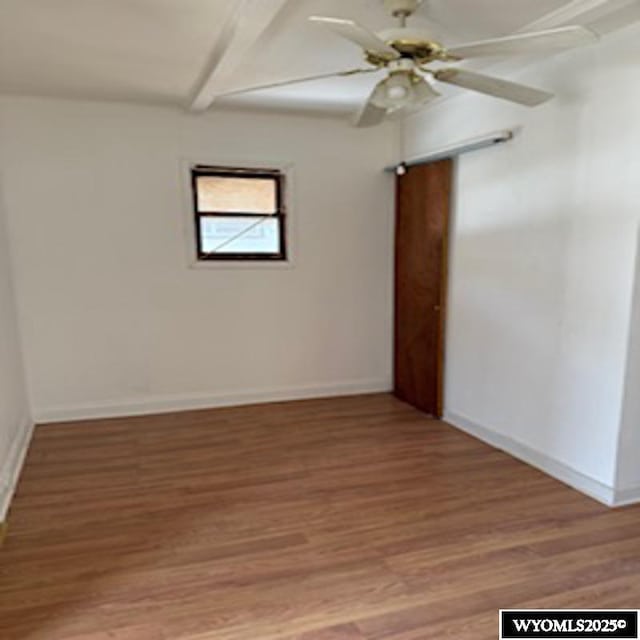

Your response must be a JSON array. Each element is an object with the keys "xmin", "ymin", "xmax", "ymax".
[{"xmin": 1, "ymin": 0, "xmax": 640, "ymax": 638}]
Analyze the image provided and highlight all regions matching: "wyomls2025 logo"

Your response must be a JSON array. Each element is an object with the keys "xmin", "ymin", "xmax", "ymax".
[{"xmin": 500, "ymin": 610, "xmax": 639, "ymax": 639}]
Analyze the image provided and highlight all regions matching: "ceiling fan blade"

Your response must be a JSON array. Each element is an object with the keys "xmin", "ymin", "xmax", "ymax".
[
  {"xmin": 447, "ymin": 25, "xmax": 598, "ymax": 59},
  {"xmin": 217, "ymin": 68, "xmax": 378, "ymax": 97},
  {"xmin": 309, "ymin": 16, "xmax": 400, "ymax": 60},
  {"xmin": 434, "ymin": 69, "xmax": 553, "ymax": 106},
  {"xmin": 354, "ymin": 80, "xmax": 388, "ymax": 127}
]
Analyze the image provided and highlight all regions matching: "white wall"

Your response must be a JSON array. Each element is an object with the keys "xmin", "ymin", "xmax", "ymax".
[
  {"xmin": 402, "ymin": 23, "xmax": 640, "ymax": 502},
  {"xmin": 0, "ymin": 98, "xmax": 397, "ymax": 421},
  {"xmin": 0, "ymin": 180, "xmax": 31, "ymax": 521},
  {"xmin": 617, "ymin": 232, "xmax": 640, "ymax": 497}
]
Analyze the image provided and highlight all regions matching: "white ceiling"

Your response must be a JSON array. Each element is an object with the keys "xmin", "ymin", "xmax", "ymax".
[{"xmin": 0, "ymin": 0, "xmax": 636, "ymax": 115}]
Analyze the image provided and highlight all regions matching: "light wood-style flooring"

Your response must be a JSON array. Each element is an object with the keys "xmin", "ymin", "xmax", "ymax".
[{"xmin": 1, "ymin": 394, "xmax": 639, "ymax": 639}]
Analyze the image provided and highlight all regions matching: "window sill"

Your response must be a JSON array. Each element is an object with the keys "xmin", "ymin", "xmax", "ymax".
[{"xmin": 188, "ymin": 258, "xmax": 295, "ymax": 271}]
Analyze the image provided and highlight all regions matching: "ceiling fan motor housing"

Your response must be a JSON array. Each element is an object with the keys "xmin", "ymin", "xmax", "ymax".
[{"xmin": 368, "ymin": 27, "xmax": 451, "ymax": 66}]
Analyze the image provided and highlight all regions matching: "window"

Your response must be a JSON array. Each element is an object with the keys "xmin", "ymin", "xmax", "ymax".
[{"xmin": 191, "ymin": 165, "xmax": 287, "ymax": 261}]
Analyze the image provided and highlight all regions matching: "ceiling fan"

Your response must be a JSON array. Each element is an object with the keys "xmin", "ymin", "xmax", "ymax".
[{"xmin": 218, "ymin": 0, "xmax": 599, "ymax": 127}]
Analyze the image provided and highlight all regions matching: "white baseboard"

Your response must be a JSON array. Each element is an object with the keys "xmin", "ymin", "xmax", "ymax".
[
  {"xmin": 34, "ymin": 378, "xmax": 392, "ymax": 424},
  {"xmin": 0, "ymin": 414, "xmax": 34, "ymax": 521},
  {"xmin": 613, "ymin": 485, "xmax": 640, "ymax": 507},
  {"xmin": 444, "ymin": 410, "xmax": 624, "ymax": 508}
]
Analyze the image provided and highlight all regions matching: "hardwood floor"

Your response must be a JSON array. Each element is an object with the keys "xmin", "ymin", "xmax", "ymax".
[{"xmin": 1, "ymin": 394, "xmax": 639, "ymax": 639}]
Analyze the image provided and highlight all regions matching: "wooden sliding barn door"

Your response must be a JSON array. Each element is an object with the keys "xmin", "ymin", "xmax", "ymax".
[{"xmin": 394, "ymin": 159, "xmax": 453, "ymax": 417}]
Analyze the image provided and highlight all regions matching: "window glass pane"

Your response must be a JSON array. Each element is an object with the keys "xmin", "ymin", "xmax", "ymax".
[
  {"xmin": 199, "ymin": 216, "xmax": 281, "ymax": 255},
  {"xmin": 196, "ymin": 175, "xmax": 277, "ymax": 214}
]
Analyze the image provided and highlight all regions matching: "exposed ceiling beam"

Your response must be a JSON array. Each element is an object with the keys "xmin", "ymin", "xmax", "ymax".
[
  {"xmin": 190, "ymin": 0, "xmax": 295, "ymax": 112},
  {"xmin": 518, "ymin": 0, "xmax": 612, "ymax": 31},
  {"xmin": 517, "ymin": 0, "xmax": 639, "ymax": 32}
]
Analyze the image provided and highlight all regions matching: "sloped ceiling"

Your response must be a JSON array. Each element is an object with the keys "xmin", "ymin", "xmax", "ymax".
[{"xmin": 0, "ymin": 0, "xmax": 636, "ymax": 115}]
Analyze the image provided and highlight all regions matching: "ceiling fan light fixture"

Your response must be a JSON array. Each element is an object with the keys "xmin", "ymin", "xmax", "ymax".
[
  {"xmin": 408, "ymin": 73, "xmax": 440, "ymax": 106},
  {"xmin": 387, "ymin": 84, "xmax": 410, "ymax": 100},
  {"xmin": 371, "ymin": 71, "xmax": 415, "ymax": 109}
]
